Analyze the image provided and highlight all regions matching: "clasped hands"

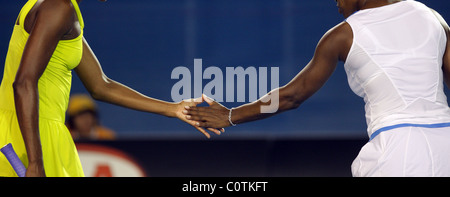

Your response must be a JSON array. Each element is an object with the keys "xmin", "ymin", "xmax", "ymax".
[{"xmin": 175, "ymin": 94, "xmax": 231, "ymax": 138}]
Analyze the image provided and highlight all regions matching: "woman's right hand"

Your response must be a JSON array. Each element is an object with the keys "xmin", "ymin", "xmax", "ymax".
[
  {"xmin": 174, "ymin": 97, "xmax": 224, "ymax": 139},
  {"xmin": 183, "ymin": 95, "xmax": 232, "ymax": 129}
]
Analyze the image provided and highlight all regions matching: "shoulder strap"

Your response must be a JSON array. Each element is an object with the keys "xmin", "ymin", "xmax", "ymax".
[
  {"xmin": 16, "ymin": 0, "xmax": 84, "ymax": 30},
  {"xmin": 17, "ymin": 0, "xmax": 38, "ymax": 28},
  {"xmin": 70, "ymin": 0, "xmax": 84, "ymax": 29}
]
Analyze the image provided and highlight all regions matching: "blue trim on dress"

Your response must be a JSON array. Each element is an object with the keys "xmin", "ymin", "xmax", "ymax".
[{"xmin": 370, "ymin": 122, "xmax": 450, "ymax": 141}]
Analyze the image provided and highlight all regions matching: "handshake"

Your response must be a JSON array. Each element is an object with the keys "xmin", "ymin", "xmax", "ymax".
[
  {"xmin": 174, "ymin": 88, "xmax": 280, "ymax": 138},
  {"xmin": 175, "ymin": 94, "xmax": 232, "ymax": 139}
]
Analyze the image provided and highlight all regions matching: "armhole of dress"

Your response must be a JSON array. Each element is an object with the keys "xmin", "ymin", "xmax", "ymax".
[
  {"xmin": 15, "ymin": 0, "xmax": 39, "ymax": 29},
  {"xmin": 15, "ymin": 6, "xmax": 25, "ymax": 26},
  {"xmin": 15, "ymin": 13, "xmax": 21, "ymax": 25},
  {"xmin": 344, "ymin": 19, "xmax": 357, "ymax": 64}
]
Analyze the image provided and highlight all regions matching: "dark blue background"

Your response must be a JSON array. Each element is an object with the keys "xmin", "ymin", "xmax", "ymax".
[{"xmin": 1, "ymin": 0, "xmax": 449, "ymax": 139}]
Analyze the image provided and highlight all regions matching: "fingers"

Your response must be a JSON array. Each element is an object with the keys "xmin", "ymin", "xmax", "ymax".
[
  {"xmin": 180, "ymin": 97, "xmax": 224, "ymax": 139},
  {"xmin": 182, "ymin": 97, "xmax": 204, "ymax": 107},
  {"xmin": 183, "ymin": 106, "xmax": 210, "ymax": 121},
  {"xmin": 183, "ymin": 105, "xmax": 213, "ymax": 115},
  {"xmin": 194, "ymin": 121, "xmax": 222, "ymax": 130},
  {"xmin": 194, "ymin": 124, "xmax": 224, "ymax": 138},
  {"xmin": 207, "ymin": 128, "xmax": 222, "ymax": 135},
  {"xmin": 187, "ymin": 119, "xmax": 223, "ymax": 138},
  {"xmin": 185, "ymin": 114, "xmax": 205, "ymax": 121},
  {"xmin": 202, "ymin": 94, "xmax": 215, "ymax": 105},
  {"xmin": 194, "ymin": 125, "xmax": 210, "ymax": 139},
  {"xmin": 192, "ymin": 96, "xmax": 204, "ymax": 105}
]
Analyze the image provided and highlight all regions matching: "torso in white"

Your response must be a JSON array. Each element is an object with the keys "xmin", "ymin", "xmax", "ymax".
[{"xmin": 344, "ymin": 0, "xmax": 450, "ymax": 140}]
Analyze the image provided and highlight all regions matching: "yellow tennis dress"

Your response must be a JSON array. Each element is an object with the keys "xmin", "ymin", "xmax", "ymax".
[{"xmin": 0, "ymin": 0, "xmax": 85, "ymax": 177}]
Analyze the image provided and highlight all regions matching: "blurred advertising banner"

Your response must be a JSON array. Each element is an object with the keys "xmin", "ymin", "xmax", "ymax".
[
  {"xmin": 75, "ymin": 139, "xmax": 365, "ymax": 177},
  {"xmin": 76, "ymin": 143, "xmax": 146, "ymax": 177}
]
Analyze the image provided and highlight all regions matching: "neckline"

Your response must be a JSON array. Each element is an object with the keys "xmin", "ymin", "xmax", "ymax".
[{"xmin": 348, "ymin": 0, "xmax": 408, "ymax": 19}]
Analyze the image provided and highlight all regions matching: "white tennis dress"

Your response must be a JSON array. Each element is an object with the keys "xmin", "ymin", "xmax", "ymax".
[{"xmin": 344, "ymin": 0, "xmax": 450, "ymax": 176}]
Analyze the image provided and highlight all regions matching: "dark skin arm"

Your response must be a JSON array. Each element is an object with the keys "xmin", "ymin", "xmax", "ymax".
[
  {"xmin": 184, "ymin": 22, "xmax": 353, "ymax": 129},
  {"xmin": 14, "ymin": 0, "xmax": 221, "ymax": 178},
  {"xmin": 13, "ymin": 0, "xmax": 76, "ymax": 177}
]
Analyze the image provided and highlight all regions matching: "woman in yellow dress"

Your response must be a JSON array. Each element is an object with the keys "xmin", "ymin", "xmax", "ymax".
[{"xmin": 0, "ymin": 0, "xmax": 222, "ymax": 177}]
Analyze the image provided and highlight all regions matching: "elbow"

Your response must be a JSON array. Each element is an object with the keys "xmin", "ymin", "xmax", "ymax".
[
  {"xmin": 290, "ymin": 99, "xmax": 302, "ymax": 110},
  {"xmin": 12, "ymin": 78, "xmax": 36, "ymax": 97},
  {"xmin": 89, "ymin": 87, "xmax": 105, "ymax": 101},
  {"xmin": 88, "ymin": 78, "xmax": 112, "ymax": 101},
  {"xmin": 89, "ymin": 91, "xmax": 101, "ymax": 101},
  {"xmin": 279, "ymin": 88, "xmax": 303, "ymax": 111},
  {"xmin": 285, "ymin": 95, "xmax": 302, "ymax": 110}
]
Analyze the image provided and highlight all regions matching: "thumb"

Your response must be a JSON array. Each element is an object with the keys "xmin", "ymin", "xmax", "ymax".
[
  {"xmin": 192, "ymin": 96, "xmax": 204, "ymax": 105},
  {"xmin": 202, "ymin": 94, "xmax": 215, "ymax": 105}
]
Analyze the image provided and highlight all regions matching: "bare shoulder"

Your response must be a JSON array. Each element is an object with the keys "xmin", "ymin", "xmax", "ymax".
[
  {"xmin": 24, "ymin": 0, "xmax": 75, "ymax": 32},
  {"xmin": 323, "ymin": 22, "xmax": 353, "ymax": 45},
  {"xmin": 316, "ymin": 22, "xmax": 353, "ymax": 62},
  {"xmin": 38, "ymin": 0, "xmax": 75, "ymax": 16},
  {"xmin": 28, "ymin": 0, "xmax": 75, "ymax": 34}
]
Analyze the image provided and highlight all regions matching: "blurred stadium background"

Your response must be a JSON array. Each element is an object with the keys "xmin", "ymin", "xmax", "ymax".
[{"xmin": 1, "ymin": 0, "xmax": 449, "ymax": 177}]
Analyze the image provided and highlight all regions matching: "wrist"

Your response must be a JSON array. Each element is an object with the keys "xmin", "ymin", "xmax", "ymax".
[
  {"xmin": 28, "ymin": 158, "xmax": 44, "ymax": 167},
  {"xmin": 25, "ymin": 144, "xmax": 44, "ymax": 166},
  {"xmin": 26, "ymin": 159, "xmax": 46, "ymax": 177},
  {"xmin": 166, "ymin": 102, "xmax": 178, "ymax": 118},
  {"xmin": 228, "ymin": 108, "xmax": 237, "ymax": 126}
]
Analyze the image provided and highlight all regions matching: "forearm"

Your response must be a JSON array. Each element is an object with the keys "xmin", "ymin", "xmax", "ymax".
[
  {"xmin": 231, "ymin": 86, "xmax": 302, "ymax": 125},
  {"xmin": 230, "ymin": 101, "xmax": 273, "ymax": 125},
  {"xmin": 187, "ymin": 23, "xmax": 343, "ymax": 130},
  {"xmin": 91, "ymin": 78, "xmax": 177, "ymax": 118},
  {"xmin": 13, "ymin": 81, "xmax": 43, "ymax": 165}
]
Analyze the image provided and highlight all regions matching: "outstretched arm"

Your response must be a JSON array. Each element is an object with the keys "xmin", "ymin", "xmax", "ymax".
[
  {"xmin": 184, "ymin": 22, "xmax": 352, "ymax": 128},
  {"xmin": 75, "ymin": 38, "xmax": 222, "ymax": 138}
]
